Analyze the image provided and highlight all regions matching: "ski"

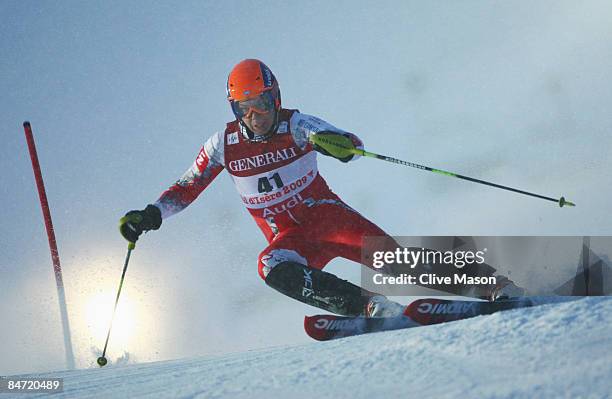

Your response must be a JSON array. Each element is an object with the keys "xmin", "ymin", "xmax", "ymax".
[
  {"xmin": 404, "ymin": 297, "xmax": 535, "ymax": 325},
  {"xmin": 304, "ymin": 313, "xmax": 420, "ymax": 341},
  {"xmin": 304, "ymin": 297, "xmax": 538, "ymax": 341}
]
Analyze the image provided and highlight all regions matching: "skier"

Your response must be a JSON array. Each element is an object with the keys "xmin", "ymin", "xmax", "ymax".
[{"xmin": 119, "ymin": 59, "xmax": 522, "ymax": 318}]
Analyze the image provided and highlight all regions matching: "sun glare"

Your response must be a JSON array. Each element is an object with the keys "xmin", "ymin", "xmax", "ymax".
[
  {"xmin": 85, "ymin": 292, "xmax": 136, "ymax": 348},
  {"xmin": 68, "ymin": 257, "xmax": 168, "ymax": 365}
]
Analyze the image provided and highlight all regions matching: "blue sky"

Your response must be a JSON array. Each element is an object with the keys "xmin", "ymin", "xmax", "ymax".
[{"xmin": 1, "ymin": 1, "xmax": 611, "ymax": 374}]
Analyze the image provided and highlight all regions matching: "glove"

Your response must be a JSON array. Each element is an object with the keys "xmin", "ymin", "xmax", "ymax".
[
  {"xmin": 119, "ymin": 204, "xmax": 162, "ymax": 243},
  {"xmin": 310, "ymin": 131, "xmax": 357, "ymax": 163}
]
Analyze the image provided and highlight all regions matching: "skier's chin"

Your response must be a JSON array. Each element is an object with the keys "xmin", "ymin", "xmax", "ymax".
[{"xmin": 251, "ymin": 125, "xmax": 271, "ymax": 136}]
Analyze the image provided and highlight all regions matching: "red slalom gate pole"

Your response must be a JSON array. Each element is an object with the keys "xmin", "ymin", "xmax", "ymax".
[{"xmin": 23, "ymin": 121, "xmax": 75, "ymax": 370}]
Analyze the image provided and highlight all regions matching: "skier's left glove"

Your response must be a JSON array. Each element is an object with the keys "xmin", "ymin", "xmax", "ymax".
[
  {"xmin": 119, "ymin": 204, "xmax": 162, "ymax": 243},
  {"xmin": 310, "ymin": 131, "xmax": 358, "ymax": 163}
]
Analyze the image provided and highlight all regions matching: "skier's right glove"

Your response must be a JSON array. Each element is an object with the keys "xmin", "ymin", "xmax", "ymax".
[{"xmin": 119, "ymin": 204, "xmax": 162, "ymax": 243}]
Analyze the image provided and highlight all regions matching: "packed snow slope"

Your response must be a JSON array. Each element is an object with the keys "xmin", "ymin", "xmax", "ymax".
[{"xmin": 8, "ymin": 297, "xmax": 611, "ymax": 399}]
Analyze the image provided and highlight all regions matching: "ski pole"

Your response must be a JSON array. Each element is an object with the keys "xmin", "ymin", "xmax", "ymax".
[
  {"xmin": 310, "ymin": 134, "xmax": 576, "ymax": 208},
  {"xmin": 97, "ymin": 242, "xmax": 135, "ymax": 367}
]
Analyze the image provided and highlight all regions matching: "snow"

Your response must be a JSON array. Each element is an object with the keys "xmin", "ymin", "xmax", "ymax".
[{"xmin": 6, "ymin": 297, "xmax": 611, "ymax": 399}]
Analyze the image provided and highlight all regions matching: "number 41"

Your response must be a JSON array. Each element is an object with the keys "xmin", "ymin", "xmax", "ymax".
[{"xmin": 258, "ymin": 173, "xmax": 284, "ymax": 193}]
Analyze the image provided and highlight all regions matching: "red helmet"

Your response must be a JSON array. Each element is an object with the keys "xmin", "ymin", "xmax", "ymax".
[{"xmin": 226, "ymin": 59, "xmax": 281, "ymax": 121}]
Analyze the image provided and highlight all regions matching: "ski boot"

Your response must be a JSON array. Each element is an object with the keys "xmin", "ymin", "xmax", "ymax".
[
  {"xmin": 365, "ymin": 295, "xmax": 405, "ymax": 318},
  {"xmin": 488, "ymin": 275, "xmax": 525, "ymax": 301}
]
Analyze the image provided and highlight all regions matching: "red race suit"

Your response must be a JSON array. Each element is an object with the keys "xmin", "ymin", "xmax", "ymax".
[{"xmin": 154, "ymin": 109, "xmax": 390, "ymax": 279}]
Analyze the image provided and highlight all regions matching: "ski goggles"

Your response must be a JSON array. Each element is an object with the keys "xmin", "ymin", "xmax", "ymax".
[{"xmin": 230, "ymin": 91, "xmax": 276, "ymax": 119}]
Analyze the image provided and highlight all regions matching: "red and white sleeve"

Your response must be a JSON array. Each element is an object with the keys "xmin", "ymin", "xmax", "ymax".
[
  {"xmin": 290, "ymin": 112, "xmax": 364, "ymax": 161},
  {"xmin": 154, "ymin": 135, "xmax": 225, "ymax": 219}
]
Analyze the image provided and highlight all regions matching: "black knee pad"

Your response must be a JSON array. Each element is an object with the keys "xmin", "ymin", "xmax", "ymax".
[{"xmin": 264, "ymin": 261, "xmax": 371, "ymax": 316}]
